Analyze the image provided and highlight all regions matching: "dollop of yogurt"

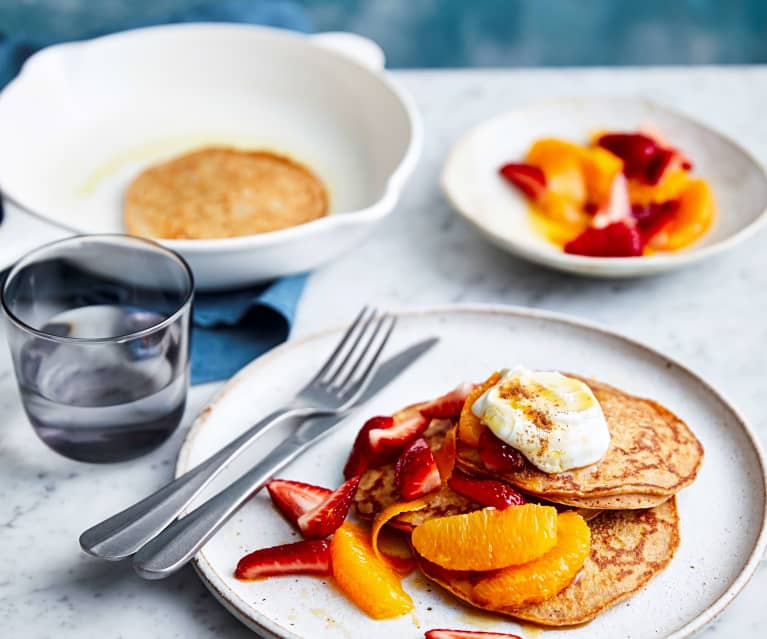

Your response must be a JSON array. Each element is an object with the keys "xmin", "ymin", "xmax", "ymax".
[{"xmin": 472, "ymin": 367, "xmax": 610, "ymax": 473}]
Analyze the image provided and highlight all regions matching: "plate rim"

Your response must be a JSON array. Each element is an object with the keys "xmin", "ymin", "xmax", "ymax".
[
  {"xmin": 441, "ymin": 96, "xmax": 767, "ymax": 277},
  {"xmin": 177, "ymin": 303, "xmax": 767, "ymax": 639}
]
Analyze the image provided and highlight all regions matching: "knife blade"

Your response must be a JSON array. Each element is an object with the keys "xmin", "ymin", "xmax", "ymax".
[{"xmin": 131, "ymin": 336, "xmax": 439, "ymax": 579}]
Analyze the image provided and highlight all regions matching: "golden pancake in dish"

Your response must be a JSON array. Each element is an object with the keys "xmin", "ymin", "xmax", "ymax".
[
  {"xmin": 456, "ymin": 376, "xmax": 703, "ymax": 506},
  {"xmin": 416, "ymin": 498, "xmax": 680, "ymax": 626},
  {"xmin": 124, "ymin": 147, "xmax": 328, "ymax": 239}
]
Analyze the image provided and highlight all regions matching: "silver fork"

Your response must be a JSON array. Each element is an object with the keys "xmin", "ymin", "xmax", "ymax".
[{"xmin": 80, "ymin": 307, "xmax": 395, "ymax": 561}]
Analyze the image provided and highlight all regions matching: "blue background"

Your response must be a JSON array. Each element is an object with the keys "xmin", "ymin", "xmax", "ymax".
[{"xmin": 1, "ymin": 0, "xmax": 765, "ymax": 68}]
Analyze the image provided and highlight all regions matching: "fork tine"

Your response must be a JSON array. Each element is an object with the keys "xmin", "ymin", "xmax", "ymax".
[
  {"xmin": 330, "ymin": 313, "xmax": 387, "ymax": 391},
  {"xmin": 336, "ymin": 314, "xmax": 396, "ymax": 400},
  {"xmin": 306, "ymin": 306, "xmax": 374, "ymax": 386},
  {"xmin": 318, "ymin": 308, "xmax": 379, "ymax": 387}
]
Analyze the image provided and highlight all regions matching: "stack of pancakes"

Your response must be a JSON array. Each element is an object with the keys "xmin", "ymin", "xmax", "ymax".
[{"xmin": 354, "ymin": 376, "xmax": 703, "ymax": 626}]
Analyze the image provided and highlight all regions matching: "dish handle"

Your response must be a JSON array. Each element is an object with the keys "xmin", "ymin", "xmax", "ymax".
[{"xmin": 309, "ymin": 32, "xmax": 386, "ymax": 71}]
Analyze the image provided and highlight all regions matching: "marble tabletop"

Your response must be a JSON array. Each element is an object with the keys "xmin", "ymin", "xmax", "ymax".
[{"xmin": 2, "ymin": 66, "xmax": 766, "ymax": 638}]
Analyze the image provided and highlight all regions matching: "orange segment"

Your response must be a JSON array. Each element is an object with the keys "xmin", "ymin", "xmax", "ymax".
[
  {"xmin": 537, "ymin": 192, "xmax": 589, "ymax": 228},
  {"xmin": 526, "ymin": 138, "xmax": 584, "ymax": 177},
  {"xmin": 527, "ymin": 207, "xmax": 587, "ymax": 247},
  {"xmin": 371, "ymin": 498, "xmax": 430, "ymax": 562},
  {"xmin": 541, "ymin": 159, "xmax": 586, "ymax": 203},
  {"xmin": 628, "ymin": 169, "xmax": 689, "ymax": 205},
  {"xmin": 659, "ymin": 178, "xmax": 715, "ymax": 251},
  {"xmin": 458, "ymin": 372, "xmax": 501, "ymax": 447},
  {"xmin": 473, "ymin": 511, "xmax": 591, "ymax": 608},
  {"xmin": 527, "ymin": 137, "xmax": 623, "ymax": 208},
  {"xmin": 330, "ymin": 522, "xmax": 414, "ymax": 619},
  {"xmin": 376, "ymin": 527, "xmax": 417, "ymax": 576},
  {"xmin": 434, "ymin": 426, "xmax": 457, "ymax": 480},
  {"xmin": 581, "ymin": 146, "xmax": 623, "ymax": 206},
  {"xmin": 410, "ymin": 504, "xmax": 558, "ymax": 571}
]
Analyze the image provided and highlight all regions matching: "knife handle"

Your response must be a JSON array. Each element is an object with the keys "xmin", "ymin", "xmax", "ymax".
[
  {"xmin": 79, "ymin": 406, "xmax": 312, "ymax": 560},
  {"xmin": 132, "ymin": 435, "xmax": 309, "ymax": 579}
]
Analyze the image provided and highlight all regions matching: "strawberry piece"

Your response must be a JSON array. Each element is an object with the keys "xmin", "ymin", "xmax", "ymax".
[
  {"xmin": 235, "ymin": 539, "xmax": 331, "ymax": 580},
  {"xmin": 564, "ymin": 220, "xmax": 644, "ymax": 257},
  {"xmin": 596, "ymin": 133, "xmax": 658, "ymax": 181},
  {"xmin": 565, "ymin": 225, "xmax": 609, "ymax": 257},
  {"xmin": 343, "ymin": 415, "xmax": 394, "ymax": 479},
  {"xmin": 640, "ymin": 124, "xmax": 694, "ymax": 172},
  {"xmin": 368, "ymin": 411, "xmax": 430, "ymax": 459},
  {"xmin": 425, "ymin": 629, "xmax": 522, "ymax": 639},
  {"xmin": 447, "ymin": 471, "xmax": 525, "ymax": 509},
  {"xmin": 604, "ymin": 220, "xmax": 644, "ymax": 256},
  {"xmin": 477, "ymin": 428, "xmax": 526, "ymax": 473},
  {"xmin": 266, "ymin": 479, "xmax": 332, "ymax": 529},
  {"xmin": 420, "ymin": 383, "xmax": 474, "ymax": 419},
  {"xmin": 498, "ymin": 163, "xmax": 547, "ymax": 201},
  {"xmin": 394, "ymin": 438, "xmax": 442, "ymax": 500},
  {"xmin": 644, "ymin": 147, "xmax": 676, "ymax": 185},
  {"xmin": 632, "ymin": 200, "xmax": 680, "ymax": 242},
  {"xmin": 598, "ymin": 130, "xmax": 692, "ymax": 185},
  {"xmin": 296, "ymin": 475, "xmax": 361, "ymax": 539}
]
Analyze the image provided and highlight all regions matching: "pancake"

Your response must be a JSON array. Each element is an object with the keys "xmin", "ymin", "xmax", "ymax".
[
  {"xmin": 355, "ymin": 420, "xmax": 478, "ymax": 530},
  {"xmin": 541, "ymin": 491, "xmax": 670, "ymax": 510},
  {"xmin": 124, "ymin": 147, "xmax": 328, "ymax": 239},
  {"xmin": 456, "ymin": 376, "xmax": 703, "ymax": 501},
  {"xmin": 354, "ymin": 419, "xmax": 601, "ymax": 527},
  {"xmin": 416, "ymin": 498, "xmax": 680, "ymax": 626}
]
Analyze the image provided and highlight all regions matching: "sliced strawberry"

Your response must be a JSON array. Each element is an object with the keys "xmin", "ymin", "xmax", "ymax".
[
  {"xmin": 604, "ymin": 219, "xmax": 644, "ymax": 256},
  {"xmin": 368, "ymin": 410, "xmax": 430, "ymax": 458},
  {"xmin": 639, "ymin": 124, "xmax": 694, "ymax": 172},
  {"xmin": 447, "ymin": 471, "xmax": 525, "ymax": 509},
  {"xmin": 425, "ymin": 629, "xmax": 522, "ymax": 639},
  {"xmin": 477, "ymin": 428, "xmax": 526, "ymax": 473},
  {"xmin": 598, "ymin": 130, "xmax": 692, "ymax": 185},
  {"xmin": 498, "ymin": 163, "xmax": 547, "ymax": 201},
  {"xmin": 235, "ymin": 539, "xmax": 331, "ymax": 580},
  {"xmin": 632, "ymin": 200, "xmax": 679, "ymax": 242},
  {"xmin": 564, "ymin": 220, "xmax": 644, "ymax": 257},
  {"xmin": 596, "ymin": 133, "xmax": 658, "ymax": 181},
  {"xmin": 267, "ymin": 479, "xmax": 332, "ymax": 529},
  {"xmin": 420, "ymin": 383, "xmax": 474, "ymax": 419},
  {"xmin": 296, "ymin": 475, "xmax": 361, "ymax": 539},
  {"xmin": 644, "ymin": 147, "xmax": 676, "ymax": 185},
  {"xmin": 394, "ymin": 438, "xmax": 442, "ymax": 500},
  {"xmin": 343, "ymin": 415, "xmax": 394, "ymax": 479}
]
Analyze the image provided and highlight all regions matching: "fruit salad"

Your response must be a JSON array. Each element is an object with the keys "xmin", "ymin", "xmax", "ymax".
[{"xmin": 498, "ymin": 127, "xmax": 715, "ymax": 257}]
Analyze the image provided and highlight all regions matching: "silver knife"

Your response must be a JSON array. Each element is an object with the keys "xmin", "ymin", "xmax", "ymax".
[{"xmin": 128, "ymin": 337, "xmax": 438, "ymax": 579}]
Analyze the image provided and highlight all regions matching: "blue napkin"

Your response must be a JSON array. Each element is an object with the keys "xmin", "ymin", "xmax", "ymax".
[
  {"xmin": 192, "ymin": 274, "xmax": 307, "ymax": 384},
  {"xmin": 0, "ymin": 1, "xmax": 312, "ymax": 384}
]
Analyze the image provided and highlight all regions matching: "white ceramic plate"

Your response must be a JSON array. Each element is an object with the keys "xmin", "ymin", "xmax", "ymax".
[
  {"xmin": 177, "ymin": 305, "xmax": 767, "ymax": 638},
  {"xmin": 442, "ymin": 98, "xmax": 767, "ymax": 277},
  {"xmin": 0, "ymin": 25, "xmax": 422, "ymax": 289}
]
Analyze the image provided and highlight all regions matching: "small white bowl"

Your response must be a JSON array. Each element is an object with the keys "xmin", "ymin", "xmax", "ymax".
[
  {"xmin": 442, "ymin": 97, "xmax": 767, "ymax": 278},
  {"xmin": 0, "ymin": 24, "xmax": 422, "ymax": 290}
]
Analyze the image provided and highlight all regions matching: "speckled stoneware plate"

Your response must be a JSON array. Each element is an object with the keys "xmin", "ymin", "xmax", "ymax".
[
  {"xmin": 442, "ymin": 98, "xmax": 767, "ymax": 278},
  {"xmin": 176, "ymin": 306, "xmax": 767, "ymax": 639}
]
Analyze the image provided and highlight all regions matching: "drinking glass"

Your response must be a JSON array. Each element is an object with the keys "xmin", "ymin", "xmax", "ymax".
[{"xmin": 1, "ymin": 235, "xmax": 193, "ymax": 462}]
